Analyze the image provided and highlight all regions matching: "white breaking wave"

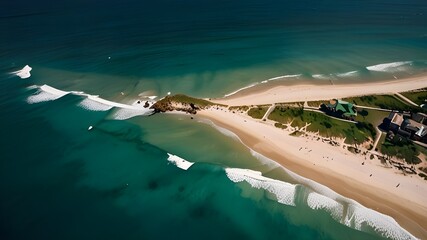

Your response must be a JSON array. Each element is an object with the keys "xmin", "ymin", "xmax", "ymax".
[
  {"xmin": 111, "ymin": 107, "xmax": 154, "ymax": 120},
  {"xmin": 27, "ymin": 84, "xmax": 69, "ymax": 104},
  {"xmin": 26, "ymin": 84, "xmax": 155, "ymax": 117},
  {"xmin": 336, "ymin": 70, "xmax": 359, "ymax": 78},
  {"xmin": 366, "ymin": 61, "xmax": 412, "ymax": 72},
  {"xmin": 225, "ymin": 168, "xmax": 296, "ymax": 206},
  {"xmin": 12, "ymin": 65, "xmax": 32, "ymax": 79},
  {"xmin": 307, "ymin": 192, "xmax": 344, "ymax": 222},
  {"xmin": 165, "ymin": 121, "xmax": 415, "ymax": 240},
  {"xmin": 224, "ymin": 83, "xmax": 259, "ymax": 98},
  {"xmin": 284, "ymin": 165, "xmax": 416, "ymax": 240},
  {"xmin": 202, "ymin": 120, "xmax": 417, "ymax": 240},
  {"xmin": 263, "ymin": 74, "xmax": 302, "ymax": 83},
  {"xmin": 312, "ymin": 74, "xmax": 331, "ymax": 80},
  {"xmin": 78, "ymin": 98, "xmax": 114, "ymax": 111},
  {"xmin": 343, "ymin": 203, "xmax": 415, "ymax": 240},
  {"xmin": 167, "ymin": 153, "xmax": 194, "ymax": 170},
  {"xmin": 226, "ymin": 74, "xmax": 302, "ymax": 97}
]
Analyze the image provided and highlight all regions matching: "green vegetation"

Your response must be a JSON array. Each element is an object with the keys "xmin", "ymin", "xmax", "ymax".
[
  {"xmin": 274, "ymin": 122, "xmax": 287, "ymax": 129},
  {"xmin": 354, "ymin": 109, "xmax": 389, "ymax": 126},
  {"xmin": 268, "ymin": 106, "xmax": 305, "ymax": 127},
  {"xmin": 401, "ymin": 90, "xmax": 427, "ymax": 105},
  {"xmin": 247, "ymin": 106, "xmax": 269, "ymax": 119},
  {"xmin": 306, "ymin": 100, "xmax": 326, "ymax": 108},
  {"xmin": 290, "ymin": 131, "xmax": 304, "ymax": 137},
  {"xmin": 229, "ymin": 105, "xmax": 249, "ymax": 112},
  {"xmin": 277, "ymin": 102, "xmax": 304, "ymax": 107},
  {"xmin": 268, "ymin": 106, "xmax": 375, "ymax": 144},
  {"xmin": 162, "ymin": 94, "xmax": 217, "ymax": 107},
  {"xmin": 343, "ymin": 95, "xmax": 410, "ymax": 111},
  {"xmin": 380, "ymin": 136, "xmax": 422, "ymax": 164},
  {"xmin": 419, "ymin": 173, "xmax": 427, "ymax": 181}
]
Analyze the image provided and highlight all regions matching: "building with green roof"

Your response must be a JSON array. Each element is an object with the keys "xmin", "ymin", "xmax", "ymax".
[{"xmin": 326, "ymin": 99, "xmax": 357, "ymax": 118}]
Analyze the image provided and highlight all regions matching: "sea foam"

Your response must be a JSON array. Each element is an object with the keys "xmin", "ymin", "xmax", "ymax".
[
  {"xmin": 78, "ymin": 98, "xmax": 114, "ymax": 111},
  {"xmin": 12, "ymin": 65, "xmax": 32, "ymax": 79},
  {"xmin": 225, "ymin": 145, "xmax": 416, "ymax": 240},
  {"xmin": 283, "ymin": 164, "xmax": 416, "ymax": 240},
  {"xmin": 307, "ymin": 192, "xmax": 344, "ymax": 221},
  {"xmin": 225, "ymin": 168, "xmax": 296, "ymax": 206},
  {"xmin": 312, "ymin": 74, "xmax": 329, "ymax": 80},
  {"xmin": 366, "ymin": 61, "xmax": 412, "ymax": 72},
  {"xmin": 167, "ymin": 153, "xmax": 194, "ymax": 170},
  {"xmin": 264, "ymin": 74, "xmax": 302, "ymax": 82},
  {"xmin": 336, "ymin": 70, "xmax": 359, "ymax": 78},
  {"xmin": 27, "ymin": 84, "xmax": 155, "ymax": 117},
  {"xmin": 27, "ymin": 84, "xmax": 69, "ymax": 104},
  {"xmin": 224, "ymin": 83, "xmax": 259, "ymax": 97},
  {"xmin": 111, "ymin": 108, "xmax": 154, "ymax": 120},
  {"xmin": 343, "ymin": 204, "xmax": 415, "ymax": 240}
]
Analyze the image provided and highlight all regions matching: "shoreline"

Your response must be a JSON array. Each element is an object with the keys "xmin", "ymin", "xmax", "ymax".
[
  {"xmin": 213, "ymin": 73, "xmax": 427, "ymax": 106},
  {"xmin": 199, "ymin": 75, "xmax": 427, "ymax": 238}
]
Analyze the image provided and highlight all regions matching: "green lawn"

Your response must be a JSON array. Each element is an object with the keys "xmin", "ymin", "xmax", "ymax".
[
  {"xmin": 400, "ymin": 90, "xmax": 427, "ymax": 105},
  {"xmin": 268, "ymin": 106, "xmax": 375, "ymax": 144},
  {"xmin": 247, "ymin": 106, "xmax": 269, "ymax": 119},
  {"xmin": 376, "ymin": 133, "xmax": 387, "ymax": 152},
  {"xmin": 354, "ymin": 109, "xmax": 390, "ymax": 126},
  {"xmin": 343, "ymin": 95, "xmax": 410, "ymax": 111}
]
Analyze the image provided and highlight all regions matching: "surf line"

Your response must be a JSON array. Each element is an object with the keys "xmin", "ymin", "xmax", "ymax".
[{"xmin": 27, "ymin": 84, "xmax": 154, "ymax": 113}]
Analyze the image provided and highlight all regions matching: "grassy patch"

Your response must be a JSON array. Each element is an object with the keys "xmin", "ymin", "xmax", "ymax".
[
  {"xmin": 375, "ymin": 133, "xmax": 387, "ymax": 152},
  {"xmin": 380, "ymin": 136, "xmax": 422, "ymax": 164},
  {"xmin": 401, "ymin": 90, "xmax": 427, "ymax": 105},
  {"xmin": 354, "ymin": 109, "xmax": 389, "ymax": 126},
  {"xmin": 306, "ymin": 100, "xmax": 326, "ymax": 108},
  {"xmin": 277, "ymin": 102, "xmax": 305, "ymax": 107},
  {"xmin": 247, "ymin": 106, "xmax": 269, "ymax": 119},
  {"xmin": 164, "ymin": 94, "xmax": 218, "ymax": 107},
  {"xmin": 419, "ymin": 173, "xmax": 427, "ymax": 181},
  {"xmin": 229, "ymin": 105, "xmax": 249, "ymax": 112},
  {"xmin": 343, "ymin": 95, "xmax": 410, "ymax": 111},
  {"xmin": 268, "ymin": 106, "xmax": 305, "ymax": 128},
  {"xmin": 274, "ymin": 122, "xmax": 288, "ymax": 129},
  {"xmin": 268, "ymin": 106, "xmax": 375, "ymax": 144}
]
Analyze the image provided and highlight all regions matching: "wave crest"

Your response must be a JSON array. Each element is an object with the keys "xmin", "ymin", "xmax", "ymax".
[
  {"xmin": 27, "ymin": 84, "xmax": 69, "ymax": 104},
  {"xmin": 12, "ymin": 65, "xmax": 32, "ymax": 79},
  {"xmin": 225, "ymin": 168, "xmax": 296, "ymax": 206},
  {"xmin": 366, "ymin": 61, "xmax": 412, "ymax": 72},
  {"xmin": 167, "ymin": 153, "xmax": 194, "ymax": 170},
  {"xmin": 26, "ymin": 84, "xmax": 155, "ymax": 117}
]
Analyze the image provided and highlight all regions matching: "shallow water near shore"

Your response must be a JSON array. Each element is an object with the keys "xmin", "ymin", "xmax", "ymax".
[
  {"xmin": 0, "ymin": 81, "xmax": 387, "ymax": 239},
  {"xmin": 1, "ymin": 0, "xmax": 426, "ymax": 239}
]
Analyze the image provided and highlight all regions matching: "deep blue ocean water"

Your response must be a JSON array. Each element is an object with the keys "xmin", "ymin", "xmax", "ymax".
[{"xmin": 1, "ymin": 0, "xmax": 427, "ymax": 239}]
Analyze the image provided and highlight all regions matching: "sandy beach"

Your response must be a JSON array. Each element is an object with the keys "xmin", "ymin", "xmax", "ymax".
[
  {"xmin": 200, "ymin": 75, "xmax": 427, "ymax": 238},
  {"xmin": 214, "ymin": 74, "xmax": 427, "ymax": 106}
]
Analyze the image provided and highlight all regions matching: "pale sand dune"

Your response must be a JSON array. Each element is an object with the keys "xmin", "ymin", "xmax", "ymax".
[{"xmin": 199, "ymin": 75, "xmax": 427, "ymax": 238}]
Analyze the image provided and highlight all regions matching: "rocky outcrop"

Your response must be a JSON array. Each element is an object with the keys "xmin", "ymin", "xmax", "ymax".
[{"xmin": 151, "ymin": 95, "xmax": 203, "ymax": 114}]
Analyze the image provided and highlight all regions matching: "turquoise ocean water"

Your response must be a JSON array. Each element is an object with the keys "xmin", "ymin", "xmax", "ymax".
[{"xmin": 1, "ymin": 0, "xmax": 427, "ymax": 239}]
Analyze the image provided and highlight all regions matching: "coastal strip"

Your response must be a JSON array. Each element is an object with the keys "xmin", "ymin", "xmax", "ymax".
[
  {"xmin": 199, "ymin": 75, "xmax": 427, "ymax": 239},
  {"xmin": 215, "ymin": 74, "xmax": 427, "ymax": 106}
]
